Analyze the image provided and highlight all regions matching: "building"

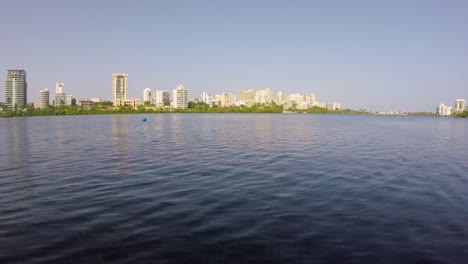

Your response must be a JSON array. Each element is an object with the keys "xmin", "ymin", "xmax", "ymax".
[
  {"xmin": 39, "ymin": 88, "xmax": 50, "ymax": 108},
  {"xmin": 112, "ymin": 72, "xmax": 128, "ymax": 106},
  {"xmin": 172, "ymin": 85, "xmax": 188, "ymax": 109},
  {"xmin": 66, "ymin": 95, "xmax": 74, "ymax": 106},
  {"xmin": 143, "ymin": 88, "xmax": 152, "ymax": 103},
  {"xmin": 276, "ymin": 91, "xmax": 288, "ymax": 105},
  {"xmin": 437, "ymin": 103, "xmax": 453, "ymax": 116},
  {"xmin": 455, "ymin": 99, "xmax": 466, "ymax": 112},
  {"xmin": 201, "ymin": 92, "xmax": 212, "ymax": 106},
  {"xmin": 239, "ymin": 89, "xmax": 256, "ymax": 106},
  {"xmin": 90, "ymin": 98, "xmax": 102, "ymax": 103},
  {"xmin": 5, "ymin": 69, "xmax": 27, "ymax": 109},
  {"xmin": 254, "ymin": 88, "xmax": 273, "ymax": 105},
  {"xmin": 154, "ymin": 90, "xmax": 170, "ymax": 107},
  {"xmin": 327, "ymin": 102, "xmax": 341, "ymax": 111},
  {"xmin": 56, "ymin": 82, "xmax": 64, "ymax": 93},
  {"xmin": 54, "ymin": 82, "xmax": 67, "ymax": 106},
  {"xmin": 78, "ymin": 99, "xmax": 94, "ymax": 109},
  {"xmin": 215, "ymin": 93, "xmax": 236, "ymax": 107}
]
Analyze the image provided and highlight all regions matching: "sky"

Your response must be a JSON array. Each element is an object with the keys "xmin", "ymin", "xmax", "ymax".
[{"xmin": 1, "ymin": 0, "xmax": 467, "ymax": 111}]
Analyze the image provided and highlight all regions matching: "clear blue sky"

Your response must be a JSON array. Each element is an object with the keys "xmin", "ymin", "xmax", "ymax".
[{"xmin": 1, "ymin": 0, "xmax": 467, "ymax": 111}]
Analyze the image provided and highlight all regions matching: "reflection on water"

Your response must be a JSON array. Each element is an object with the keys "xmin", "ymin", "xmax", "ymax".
[
  {"xmin": 112, "ymin": 115, "xmax": 129, "ymax": 175},
  {"xmin": 0, "ymin": 114, "xmax": 467, "ymax": 264}
]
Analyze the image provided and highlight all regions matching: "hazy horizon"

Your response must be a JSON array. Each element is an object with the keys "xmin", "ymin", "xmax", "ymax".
[{"xmin": 1, "ymin": 0, "xmax": 467, "ymax": 112}]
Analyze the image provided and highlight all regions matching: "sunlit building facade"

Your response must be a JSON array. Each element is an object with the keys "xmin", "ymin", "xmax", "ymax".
[{"xmin": 5, "ymin": 69, "xmax": 27, "ymax": 109}]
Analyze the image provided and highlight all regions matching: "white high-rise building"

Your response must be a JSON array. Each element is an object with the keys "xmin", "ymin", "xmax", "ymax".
[
  {"xmin": 5, "ymin": 69, "xmax": 27, "ymax": 109},
  {"xmin": 215, "ymin": 93, "xmax": 236, "ymax": 107},
  {"xmin": 455, "ymin": 99, "xmax": 466, "ymax": 112},
  {"xmin": 54, "ymin": 82, "xmax": 67, "ymax": 106},
  {"xmin": 201, "ymin": 92, "xmax": 212, "ymax": 106},
  {"xmin": 437, "ymin": 103, "xmax": 453, "ymax": 116},
  {"xmin": 276, "ymin": 91, "xmax": 288, "ymax": 105},
  {"xmin": 66, "ymin": 95, "xmax": 73, "ymax": 106},
  {"xmin": 154, "ymin": 90, "xmax": 170, "ymax": 107},
  {"xmin": 56, "ymin": 82, "xmax": 64, "ymax": 93},
  {"xmin": 239, "ymin": 89, "xmax": 256, "ymax": 106},
  {"xmin": 327, "ymin": 102, "xmax": 341, "ymax": 110},
  {"xmin": 172, "ymin": 85, "xmax": 188, "ymax": 109},
  {"xmin": 254, "ymin": 88, "xmax": 273, "ymax": 105},
  {"xmin": 143, "ymin": 88, "xmax": 152, "ymax": 103},
  {"xmin": 112, "ymin": 72, "xmax": 128, "ymax": 106},
  {"xmin": 39, "ymin": 88, "xmax": 49, "ymax": 108}
]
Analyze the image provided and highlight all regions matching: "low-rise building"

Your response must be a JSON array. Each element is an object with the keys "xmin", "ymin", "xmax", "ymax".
[{"xmin": 437, "ymin": 103, "xmax": 453, "ymax": 116}]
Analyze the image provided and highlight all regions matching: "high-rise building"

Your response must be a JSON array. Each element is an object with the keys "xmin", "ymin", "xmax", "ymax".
[
  {"xmin": 172, "ymin": 85, "xmax": 188, "ymax": 109},
  {"xmin": 200, "ymin": 92, "xmax": 212, "ymax": 106},
  {"xmin": 56, "ymin": 82, "xmax": 64, "ymax": 94},
  {"xmin": 455, "ymin": 99, "xmax": 466, "ymax": 112},
  {"xmin": 276, "ymin": 91, "xmax": 288, "ymax": 105},
  {"xmin": 5, "ymin": 69, "xmax": 27, "ymax": 109},
  {"xmin": 66, "ymin": 95, "xmax": 74, "ymax": 106},
  {"xmin": 143, "ymin": 88, "xmax": 152, "ymax": 103},
  {"xmin": 112, "ymin": 73, "xmax": 128, "ymax": 106},
  {"xmin": 437, "ymin": 103, "xmax": 453, "ymax": 116},
  {"xmin": 154, "ymin": 90, "xmax": 170, "ymax": 107},
  {"xmin": 54, "ymin": 82, "xmax": 67, "ymax": 106},
  {"xmin": 39, "ymin": 88, "xmax": 50, "ymax": 108},
  {"xmin": 239, "ymin": 89, "xmax": 256, "ymax": 106},
  {"xmin": 254, "ymin": 88, "xmax": 273, "ymax": 105},
  {"xmin": 327, "ymin": 102, "xmax": 341, "ymax": 110},
  {"xmin": 215, "ymin": 93, "xmax": 236, "ymax": 107}
]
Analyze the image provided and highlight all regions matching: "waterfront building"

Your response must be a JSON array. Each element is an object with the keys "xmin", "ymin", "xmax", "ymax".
[
  {"xmin": 455, "ymin": 99, "xmax": 466, "ymax": 112},
  {"xmin": 112, "ymin": 72, "xmax": 128, "ymax": 106},
  {"xmin": 66, "ymin": 95, "xmax": 74, "ymax": 106},
  {"xmin": 54, "ymin": 82, "xmax": 67, "ymax": 106},
  {"xmin": 172, "ymin": 85, "xmax": 188, "ymax": 109},
  {"xmin": 5, "ymin": 69, "xmax": 27, "ymax": 109},
  {"xmin": 327, "ymin": 102, "xmax": 341, "ymax": 111},
  {"xmin": 154, "ymin": 90, "xmax": 170, "ymax": 107},
  {"xmin": 201, "ymin": 92, "xmax": 212, "ymax": 106},
  {"xmin": 90, "ymin": 98, "xmax": 102, "ymax": 103},
  {"xmin": 254, "ymin": 88, "xmax": 273, "ymax": 105},
  {"xmin": 239, "ymin": 89, "xmax": 256, "ymax": 106},
  {"xmin": 276, "ymin": 91, "xmax": 288, "ymax": 105},
  {"xmin": 39, "ymin": 88, "xmax": 50, "ymax": 108},
  {"xmin": 143, "ymin": 88, "xmax": 151, "ymax": 103},
  {"xmin": 215, "ymin": 93, "xmax": 236, "ymax": 107},
  {"xmin": 315, "ymin": 102, "xmax": 327, "ymax": 108},
  {"xmin": 78, "ymin": 99, "xmax": 94, "ymax": 109},
  {"xmin": 437, "ymin": 103, "xmax": 453, "ymax": 116}
]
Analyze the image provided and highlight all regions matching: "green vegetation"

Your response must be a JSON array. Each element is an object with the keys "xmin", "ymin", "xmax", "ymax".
[
  {"xmin": 455, "ymin": 110, "xmax": 468, "ymax": 118},
  {"xmin": 0, "ymin": 101, "xmax": 368, "ymax": 118}
]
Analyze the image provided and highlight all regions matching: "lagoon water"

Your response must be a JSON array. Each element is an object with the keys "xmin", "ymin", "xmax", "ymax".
[{"xmin": 0, "ymin": 114, "xmax": 467, "ymax": 263}]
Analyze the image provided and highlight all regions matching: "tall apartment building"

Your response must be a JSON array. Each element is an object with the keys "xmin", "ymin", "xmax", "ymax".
[
  {"xmin": 5, "ymin": 69, "xmax": 27, "ymax": 109},
  {"xmin": 55, "ymin": 82, "xmax": 65, "ymax": 105},
  {"xmin": 172, "ymin": 85, "xmax": 188, "ymax": 109},
  {"xmin": 39, "ymin": 88, "xmax": 50, "ymax": 108},
  {"xmin": 327, "ymin": 102, "xmax": 341, "ymax": 110},
  {"xmin": 54, "ymin": 82, "xmax": 67, "ymax": 106},
  {"xmin": 154, "ymin": 90, "xmax": 170, "ymax": 107},
  {"xmin": 254, "ymin": 88, "xmax": 273, "ymax": 105},
  {"xmin": 112, "ymin": 73, "xmax": 128, "ymax": 106},
  {"xmin": 437, "ymin": 103, "xmax": 452, "ymax": 116},
  {"xmin": 143, "ymin": 88, "xmax": 152, "ymax": 103},
  {"xmin": 215, "ymin": 93, "xmax": 236, "ymax": 107},
  {"xmin": 201, "ymin": 92, "xmax": 212, "ymax": 106},
  {"xmin": 276, "ymin": 91, "xmax": 288, "ymax": 105},
  {"xmin": 239, "ymin": 89, "xmax": 256, "ymax": 106},
  {"xmin": 455, "ymin": 99, "xmax": 466, "ymax": 112}
]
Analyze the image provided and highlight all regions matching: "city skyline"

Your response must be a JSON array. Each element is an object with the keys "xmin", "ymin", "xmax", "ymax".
[{"xmin": 1, "ymin": 1, "xmax": 468, "ymax": 111}]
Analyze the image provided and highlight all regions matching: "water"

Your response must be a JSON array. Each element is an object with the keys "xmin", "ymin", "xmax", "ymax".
[{"xmin": 0, "ymin": 114, "xmax": 467, "ymax": 264}]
